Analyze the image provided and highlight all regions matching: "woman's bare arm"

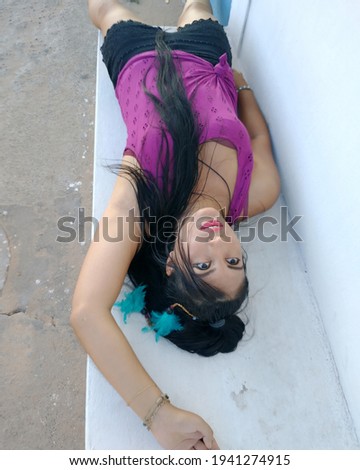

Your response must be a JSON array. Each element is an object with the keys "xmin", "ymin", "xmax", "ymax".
[
  {"xmin": 71, "ymin": 175, "xmax": 219, "ymax": 449},
  {"xmin": 232, "ymin": 69, "xmax": 281, "ymax": 217},
  {"xmin": 71, "ymin": 176, "xmax": 159, "ymax": 416}
]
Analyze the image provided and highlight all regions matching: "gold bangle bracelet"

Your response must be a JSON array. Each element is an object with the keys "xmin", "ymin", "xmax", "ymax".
[{"xmin": 143, "ymin": 393, "xmax": 170, "ymax": 431}]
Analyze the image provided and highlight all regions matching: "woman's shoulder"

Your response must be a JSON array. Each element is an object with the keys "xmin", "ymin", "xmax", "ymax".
[
  {"xmin": 122, "ymin": 153, "xmax": 142, "ymax": 170},
  {"xmin": 108, "ymin": 156, "xmax": 142, "ymax": 214}
]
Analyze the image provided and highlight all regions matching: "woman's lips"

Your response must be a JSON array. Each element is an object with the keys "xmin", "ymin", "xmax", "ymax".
[{"xmin": 200, "ymin": 219, "xmax": 224, "ymax": 231}]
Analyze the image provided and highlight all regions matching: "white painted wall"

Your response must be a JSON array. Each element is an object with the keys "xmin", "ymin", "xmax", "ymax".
[{"xmin": 228, "ymin": 0, "xmax": 360, "ymax": 437}]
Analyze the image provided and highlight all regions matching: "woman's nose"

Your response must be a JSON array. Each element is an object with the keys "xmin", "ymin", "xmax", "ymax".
[{"xmin": 207, "ymin": 230, "xmax": 231, "ymax": 244}]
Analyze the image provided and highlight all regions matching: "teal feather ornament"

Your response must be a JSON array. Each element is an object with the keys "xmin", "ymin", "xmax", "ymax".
[
  {"xmin": 114, "ymin": 285, "xmax": 146, "ymax": 324},
  {"xmin": 142, "ymin": 310, "xmax": 184, "ymax": 342}
]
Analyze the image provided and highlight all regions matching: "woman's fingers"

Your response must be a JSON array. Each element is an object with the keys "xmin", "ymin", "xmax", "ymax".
[
  {"xmin": 211, "ymin": 437, "xmax": 220, "ymax": 450},
  {"xmin": 194, "ymin": 418, "xmax": 217, "ymax": 449},
  {"xmin": 192, "ymin": 436, "xmax": 220, "ymax": 450},
  {"xmin": 193, "ymin": 439, "xmax": 208, "ymax": 450}
]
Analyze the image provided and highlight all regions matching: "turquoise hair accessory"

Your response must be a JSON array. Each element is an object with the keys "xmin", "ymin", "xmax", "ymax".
[
  {"xmin": 114, "ymin": 285, "xmax": 184, "ymax": 340},
  {"xmin": 142, "ymin": 309, "xmax": 184, "ymax": 342},
  {"xmin": 114, "ymin": 285, "xmax": 146, "ymax": 324}
]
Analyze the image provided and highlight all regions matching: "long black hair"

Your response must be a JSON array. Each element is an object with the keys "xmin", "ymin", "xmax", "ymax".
[{"xmin": 117, "ymin": 30, "xmax": 249, "ymax": 356}]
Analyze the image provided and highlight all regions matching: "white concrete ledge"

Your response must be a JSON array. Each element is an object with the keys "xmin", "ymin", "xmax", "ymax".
[{"xmin": 86, "ymin": 29, "xmax": 358, "ymax": 450}]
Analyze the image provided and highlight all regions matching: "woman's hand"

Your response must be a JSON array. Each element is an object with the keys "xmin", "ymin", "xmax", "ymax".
[
  {"xmin": 232, "ymin": 68, "xmax": 248, "ymax": 88},
  {"xmin": 150, "ymin": 403, "xmax": 220, "ymax": 450}
]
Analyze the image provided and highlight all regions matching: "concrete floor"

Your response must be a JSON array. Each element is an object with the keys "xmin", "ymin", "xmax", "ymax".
[{"xmin": 0, "ymin": 0, "xmax": 182, "ymax": 450}]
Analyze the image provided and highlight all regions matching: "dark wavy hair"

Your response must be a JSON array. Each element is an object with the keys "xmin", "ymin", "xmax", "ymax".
[{"xmin": 116, "ymin": 29, "xmax": 249, "ymax": 356}]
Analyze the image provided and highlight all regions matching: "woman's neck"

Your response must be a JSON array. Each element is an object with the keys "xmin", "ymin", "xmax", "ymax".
[
  {"xmin": 188, "ymin": 193, "xmax": 228, "ymax": 218},
  {"xmin": 189, "ymin": 141, "xmax": 237, "ymax": 217}
]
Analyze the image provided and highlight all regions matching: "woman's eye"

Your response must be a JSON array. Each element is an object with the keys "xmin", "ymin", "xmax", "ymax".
[
  {"xmin": 194, "ymin": 262, "xmax": 211, "ymax": 270},
  {"xmin": 226, "ymin": 257, "xmax": 240, "ymax": 266}
]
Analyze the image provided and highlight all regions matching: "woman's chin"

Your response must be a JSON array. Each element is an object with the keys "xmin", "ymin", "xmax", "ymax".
[{"xmin": 191, "ymin": 207, "xmax": 223, "ymax": 220}]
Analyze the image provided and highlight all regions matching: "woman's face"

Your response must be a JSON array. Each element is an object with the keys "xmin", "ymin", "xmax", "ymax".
[{"xmin": 169, "ymin": 208, "xmax": 246, "ymax": 298}]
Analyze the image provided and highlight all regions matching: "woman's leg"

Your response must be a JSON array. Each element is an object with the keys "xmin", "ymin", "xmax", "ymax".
[
  {"xmin": 88, "ymin": 0, "xmax": 144, "ymax": 37},
  {"xmin": 177, "ymin": 0, "xmax": 216, "ymax": 28}
]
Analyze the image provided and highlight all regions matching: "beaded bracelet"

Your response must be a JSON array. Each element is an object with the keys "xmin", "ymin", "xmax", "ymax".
[
  {"xmin": 237, "ymin": 85, "xmax": 253, "ymax": 93},
  {"xmin": 143, "ymin": 393, "xmax": 170, "ymax": 431}
]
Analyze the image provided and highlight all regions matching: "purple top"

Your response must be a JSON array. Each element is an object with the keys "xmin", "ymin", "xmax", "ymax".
[{"xmin": 115, "ymin": 50, "xmax": 253, "ymax": 222}]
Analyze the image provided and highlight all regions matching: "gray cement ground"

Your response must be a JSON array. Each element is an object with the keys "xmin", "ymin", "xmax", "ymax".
[{"xmin": 0, "ymin": 0, "xmax": 183, "ymax": 450}]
